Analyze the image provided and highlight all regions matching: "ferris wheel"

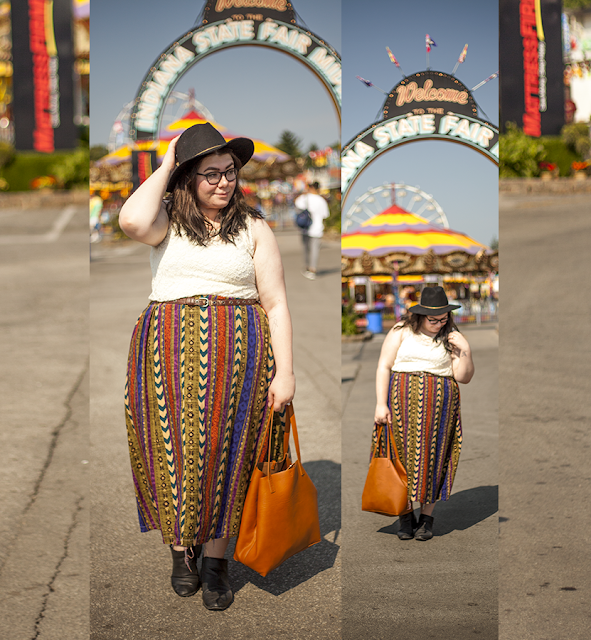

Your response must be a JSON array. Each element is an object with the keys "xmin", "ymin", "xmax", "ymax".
[
  {"xmin": 107, "ymin": 90, "xmax": 215, "ymax": 152},
  {"xmin": 342, "ymin": 183, "xmax": 449, "ymax": 233}
]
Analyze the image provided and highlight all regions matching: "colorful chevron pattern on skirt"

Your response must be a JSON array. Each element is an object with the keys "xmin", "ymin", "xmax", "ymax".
[
  {"xmin": 125, "ymin": 297, "xmax": 283, "ymax": 547},
  {"xmin": 372, "ymin": 371, "xmax": 462, "ymax": 504}
]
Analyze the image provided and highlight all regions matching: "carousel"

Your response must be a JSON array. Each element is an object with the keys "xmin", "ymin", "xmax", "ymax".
[{"xmin": 341, "ymin": 198, "xmax": 498, "ymax": 329}]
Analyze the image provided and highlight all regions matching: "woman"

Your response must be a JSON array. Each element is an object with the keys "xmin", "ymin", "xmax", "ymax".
[
  {"xmin": 120, "ymin": 123, "xmax": 295, "ymax": 610},
  {"xmin": 374, "ymin": 286, "xmax": 474, "ymax": 541}
]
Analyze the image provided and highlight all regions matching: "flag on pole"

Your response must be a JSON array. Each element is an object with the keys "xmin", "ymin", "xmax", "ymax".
[
  {"xmin": 386, "ymin": 47, "xmax": 400, "ymax": 68},
  {"xmin": 471, "ymin": 71, "xmax": 499, "ymax": 92},
  {"xmin": 452, "ymin": 43, "xmax": 469, "ymax": 75},
  {"xmin": 356, "ymin": 76, "xmax": 374, "ymax": 87},
  {"xmin": 458, "ymin": 43, "xmax": 468, "ymax": 63},
  {"xmin": 426, "ymin": 34, "xmax": 436, "ymax": 53},
  {"xmin": 355, "ymin": 76, "xmax": 388, "ymax": 95}
]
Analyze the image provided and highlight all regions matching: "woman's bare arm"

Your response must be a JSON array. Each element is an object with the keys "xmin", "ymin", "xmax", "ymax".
[
  {"xmin": 448, "ymin": 331, "xmax": 475, "ymax": 383},
  {"xmin": 374, "ymin": 327, "xmax": 404, "ymax": 423},
  {"xmin": 118, "ymin": 136, "xmax": 180, "ymax": 246},
  {"xmin": 252, "ymin": 218, "xmax": 295, "ymax": 411}
]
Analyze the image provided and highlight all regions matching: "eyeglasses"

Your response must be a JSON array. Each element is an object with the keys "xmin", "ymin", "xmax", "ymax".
[
  {"xmin": 426, "ymin": 316, "xmax": 448, "ymax": 325},
  {"xmin": 195, "ymin": 167, "xmax": 238, "ymax": 185}
]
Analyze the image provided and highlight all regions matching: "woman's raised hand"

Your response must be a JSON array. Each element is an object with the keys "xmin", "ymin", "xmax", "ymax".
[
  {"xmin": 160, "ymin": 135, "xmax": 181, "ymax": 175},
  {"xmin": 118, "ymin": 135, "xmax": 180, "ymax": 246}
]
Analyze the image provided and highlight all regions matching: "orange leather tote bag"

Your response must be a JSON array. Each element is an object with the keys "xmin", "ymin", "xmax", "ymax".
[
  {"xmin": 234, "ymin": 404, "xmax": 321, "ymax": 576},
  {"xmin": 361, "ymin": 422, "xmax": 410, "ymax": 516}
]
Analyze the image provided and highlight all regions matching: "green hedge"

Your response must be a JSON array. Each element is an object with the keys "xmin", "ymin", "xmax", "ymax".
[
  {"xmin": 1, "ymin": 148, "xmax": 89, "ymax": 191},
  {"xmin": 499, "ymin": 123, "xmax": 546, "ymax": 177},
  {"xmin": 500, "ymin": 123, "xmax": 586, "ymax": 177},
  {"xmin": 540, "ymin": 136, "xmax": 582, "ymax": 177}
]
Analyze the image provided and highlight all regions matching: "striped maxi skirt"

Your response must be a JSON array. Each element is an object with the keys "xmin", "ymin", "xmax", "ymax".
[
  {"xmin": 124, "ymin": 297, "xmax": 284, "ymax": 547},
  {"xmin": 372, "ymin": 371, "xmax": 462, "ymax": 504}
]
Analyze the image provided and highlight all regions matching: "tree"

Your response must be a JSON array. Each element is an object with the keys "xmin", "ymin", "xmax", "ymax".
[
  {"xmin": 564, "ymin": 0, "xmax": 591, "ymax": 9},
  {"xmin": 275, "ymin": 130, "xmax": 303, "ymax": 158},
  {"xmin": 305, "ymin": 142, "xmax": 318, "ymax": 169},
  {"xmin": 90, "ymin": 145, "xmax": 109, "ymax": 162}
]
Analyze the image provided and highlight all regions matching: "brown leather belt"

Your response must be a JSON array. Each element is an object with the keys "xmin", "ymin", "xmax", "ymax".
[
  {"xmin": 170, "ymin": 296, "xmax": 259, "ymax": 307},
  {"xmin": 395, "ymin": 370, "xmax": 454, "ymax": 380}
]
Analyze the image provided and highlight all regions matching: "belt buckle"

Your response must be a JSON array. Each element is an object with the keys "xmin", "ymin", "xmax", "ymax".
[{"xmin": 195, "ymin": 297, "xmax": 210, "ymax": 307}]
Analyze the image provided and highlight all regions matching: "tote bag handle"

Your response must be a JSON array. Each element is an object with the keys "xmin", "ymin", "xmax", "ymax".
[{"xmin": 263, "ymin": 404, "xmax": 304, "ymax": 493}]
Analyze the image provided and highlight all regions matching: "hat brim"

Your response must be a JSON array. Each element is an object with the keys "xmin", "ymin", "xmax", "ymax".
[
  {"xmin": 166, "ymin": 137, "xmax": 254, "ymax": 193},
  {"xmin": 408, "ymin": 303, "xmax": 461, "ymax": 315}
]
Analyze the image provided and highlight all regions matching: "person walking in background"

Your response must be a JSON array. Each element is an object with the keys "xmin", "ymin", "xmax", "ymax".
[{"xmin": 295, "ymin": 181, "xmax": 329, "ymax": 280}]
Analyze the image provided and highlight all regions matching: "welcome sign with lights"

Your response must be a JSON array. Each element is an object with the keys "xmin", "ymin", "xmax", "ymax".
[
  {"xmin": 129, "ymin": 0, "xmax": 341, "ymax": 142},
  {"xmin": 342, "ymin": 70, "xmax": 499, "ymax": 201}
]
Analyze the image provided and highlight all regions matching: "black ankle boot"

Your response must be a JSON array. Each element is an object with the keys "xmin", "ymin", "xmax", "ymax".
[
  {"xmin": 414, "ymin": 514, "xmax": 434, "ymax": 541},
  {"xmin": 170, "ymin": 544, "xmax": 202, "ymax": 597},
  {"xmin": 396, "ymin": 510, "xmax": 417, "ymax": 540},
  {"xmin": 201, "ymin": 557, "xmax": 233, "ymax": 611}
]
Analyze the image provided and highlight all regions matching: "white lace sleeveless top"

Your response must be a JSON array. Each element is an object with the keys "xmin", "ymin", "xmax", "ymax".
[
  {"xmin": 148, "ymin": 216, "xmax": 258, "ymax": 301},
  {"xmin": 392, "ymin": 326, "xmax": 454, "ymax": 377}
]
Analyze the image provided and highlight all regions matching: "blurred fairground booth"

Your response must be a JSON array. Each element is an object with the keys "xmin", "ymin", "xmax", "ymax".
[{"xmin": 89, "ymin": 94, "xmax": 340, "ymax": 240}]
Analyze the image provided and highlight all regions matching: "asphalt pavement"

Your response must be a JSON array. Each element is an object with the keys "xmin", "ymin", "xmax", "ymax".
[
  {"xmin": 89, "ymin": 229, "xmax": 341, "ymax": 639},
  {"xmin": 3, "ymin": 189, "xmax": 588, "ymax": 640},
  {"xmin": 0, "ymin": 201, "xmax": 89, "ymax": 640},
  {"xmin": 342, "ymin": 324, "xmax": 498, "ymax": 639},
  {"xmin": 498, "ymin": 192, "xmax": 591, "ymax": 640}
]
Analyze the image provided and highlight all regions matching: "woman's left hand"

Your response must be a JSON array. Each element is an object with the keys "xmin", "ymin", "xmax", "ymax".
[
  {"xmin": 267, "ymin": 372, "xmax": 296, "ymax": 412},
  {"xmin": 447, "ymin": 330, "xmax": 470, "ymax": 354}
]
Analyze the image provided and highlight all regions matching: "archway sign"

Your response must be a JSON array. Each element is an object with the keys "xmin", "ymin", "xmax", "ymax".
[
  {"xmin": 342, "ymin": 70, "xmax": 499, "ymax": 203},
  {"xmin": 129, "ymin": 0, "xmax": 341, "ymax": 142}
]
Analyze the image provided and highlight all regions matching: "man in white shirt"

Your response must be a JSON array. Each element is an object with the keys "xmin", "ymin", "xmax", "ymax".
[{"xmin": 294, "ymin": 182, "xmax": 329, "ymax": 280}]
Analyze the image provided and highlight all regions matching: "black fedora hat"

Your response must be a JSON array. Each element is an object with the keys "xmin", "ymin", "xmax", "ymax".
[
  {"xmin": 408, "ymin": 286, "xmax": 461, "ymax": 315},
  {"xmin": 166, "ymin": 123, "xmax": 255, "ymax": 192}
]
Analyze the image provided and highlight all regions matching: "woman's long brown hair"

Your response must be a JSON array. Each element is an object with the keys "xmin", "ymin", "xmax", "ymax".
[
  {"xmin": 393, "ymin": 311, "xmax": 460, "ymax": 352},
  {"xmin": 166, "ymin": 148, "xmax": 263, "ymax": 246}
]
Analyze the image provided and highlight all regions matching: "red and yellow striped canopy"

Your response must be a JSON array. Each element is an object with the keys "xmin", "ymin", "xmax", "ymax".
[
  {"xmin": 96, "ymin": 110, "xmax": 289, "ymax": 166},
  {"xmin": 342, "ymin": 204, "xmax": 489, "ymax": 257}
]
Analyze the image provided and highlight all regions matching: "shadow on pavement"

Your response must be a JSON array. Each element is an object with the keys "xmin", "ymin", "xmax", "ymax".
[
  {"xmin": 228, "ymin": 459, "xmax": 340, "ymax": 596},
  {"xmin": 376, "ymin": 484, "xmax": 498, "ymax": 537}
]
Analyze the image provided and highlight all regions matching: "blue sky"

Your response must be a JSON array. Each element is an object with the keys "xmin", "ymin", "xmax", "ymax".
[
  {"xmin": 90, "ymin": 0, "xmax": 341, "ymax": 151},
  {"xmin": 342, "ymin": 0, "xmax": 499, "ymax": 247}
]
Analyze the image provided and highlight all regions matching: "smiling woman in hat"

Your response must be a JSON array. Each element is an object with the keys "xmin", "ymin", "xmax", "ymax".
[
  {"xmin": 373, "ymin": 285, "xmax": 474, "ymax": 541},
  {"xmin": 119, "ymin": 123, "xmax": 294, "ymax": 610}
]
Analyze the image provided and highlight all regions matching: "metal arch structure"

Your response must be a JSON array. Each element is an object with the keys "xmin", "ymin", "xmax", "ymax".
[
  {"xmin": 128, "ymin": 2, "xmax": 341, "ymax": 143},
  {"xmin": 108, "ymin": 92, "xmax": 215, "ymax": 152},
  {"xmin": 342, "ymin": 70, "xmax": 499, "ymax": 204},
  {"xmin": 342, "ymin": 183, "xmax": 448, "ymax": 233}
]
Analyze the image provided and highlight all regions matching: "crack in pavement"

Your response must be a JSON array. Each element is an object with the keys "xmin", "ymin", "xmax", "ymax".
[
  {"xmin": 341, "ymin": 342, "xmax": 367, "ymax": 412},
  {"xmin": 31, "ymin": 495, "xmax": 84, "ymax": 640},
  {"xmin": 0, "ymin": 361, "xmax": 89, "ymax": 578}
]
